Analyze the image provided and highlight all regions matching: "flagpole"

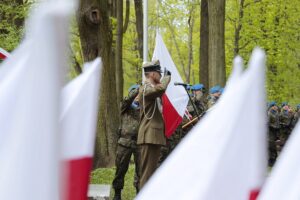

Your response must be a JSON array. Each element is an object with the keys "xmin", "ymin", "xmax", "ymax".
[{"xmin": 143, "ymin": 0, "xmax": 148, "ymax": 63}]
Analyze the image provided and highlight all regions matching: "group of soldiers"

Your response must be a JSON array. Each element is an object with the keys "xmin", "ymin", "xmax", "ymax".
[
  {"xmin": 110, "ymin": 59, "xmax": 299, "ymax": 200},
  {"xmin": 111, "ymin": 59, "xmax": 225, "ymax": 200},
  {"xmin": 267, "ymin": 102, "xmax": 300, "ymax": 167}
]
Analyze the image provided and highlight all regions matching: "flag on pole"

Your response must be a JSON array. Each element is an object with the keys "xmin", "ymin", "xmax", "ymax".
[
  {"xmin": 0, "ymin": 1, "xmax": 73, "ymax": 200},
  {"xmin": 0, "ymin": 47, "xmax": 10, "ymax": 60},
  {"xmin": 61, "ymin": 58, "xmax": 102, "ymax": 200},
  {"xmin": 258, "ymin": 121, "xmax": 300, "ymax": 200},
  {"xmin": 152, "ymin": 33, "xmax": 189, "ymax": 138},
  {"xmin": 136, "ymin": 48, "xmax": 267, "ymax": 200}
]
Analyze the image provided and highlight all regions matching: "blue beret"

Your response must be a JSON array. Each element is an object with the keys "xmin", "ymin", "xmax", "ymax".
[
  {"xmin": 209, "ymin": 85, "xmax": 222, "ymax": 94},
  {"xmin": 191, "ymin": 84, "xmax": 204, "ymax": 91},
  {"xmin": 297, "ymin": 104, "xmax": 300, "ymax": 110},
  {"xmin": 128, "ymin": 84, "xmax": 139, "ymax": 92},
  {"xmin": 281, "ymin": 102, "xmax": 288, "ymax": 107},
  {"xmin": 268, "ymin": 101, "xmax": 277, "ymax": 108}
]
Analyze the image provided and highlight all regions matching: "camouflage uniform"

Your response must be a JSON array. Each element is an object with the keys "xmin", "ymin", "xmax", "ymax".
[
  {"xmin": 112, "ymin": 88, "xmax": 140, "ymax": 198},
  {"xmin": 207, "ymin": 95, "xmax": 219, "ymax": 109},
  {"xmin": 267, "ymin": 108, "xmax": 280, "ymax": 167},
  {"xmin": 278, "ymin": 109, "xmax": 294, "ymax": 150},
  {"xmin": 291, "ymin": 108, "xmax": 300, "ymax": 129}
]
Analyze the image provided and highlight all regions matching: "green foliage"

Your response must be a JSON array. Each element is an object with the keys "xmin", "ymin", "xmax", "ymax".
[
  {"xmin": 91, "ymin": 165, "xmax": 136, "ymax": 200},
  {"xmin": 225, "ymin": 0, "xmax": 300, "ymax": 106},
  {"xmin": 0, "ymin": 0, "xmax": 298, "ymax": 106},
  {"xmin": 0, "ymin": 1, "xmax": 30, "ymax": 51}
]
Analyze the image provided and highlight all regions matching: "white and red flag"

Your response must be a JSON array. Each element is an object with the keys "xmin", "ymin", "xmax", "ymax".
[
  {"xmin": 0, "ymin": 1, "xmax": 73, "ymax": 200},
  {"xmin": 60, "ymin": 58, "xmax": 102, "ymax": 200},
  {"xmin": 137, "ymin": 48, "xmax": 268, "ymax": 200},
  {"xmin": 0, "ymin": 47, "xmax": 10, "ymax": 60},
  {"xmin": 258, "ymin": 121, "xmax": 300, "ymax": 200},
  {"xmin": 152, "ymin": 33, "xmax": 189, "ymax": 138}
]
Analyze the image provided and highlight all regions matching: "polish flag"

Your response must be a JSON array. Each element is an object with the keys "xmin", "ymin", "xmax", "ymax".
[
  {"xmin": 152, "ymin": 33, "xmax": 189, "ymax": 138},
  {"xmin": 0, "ymin": 1, "xmax": 72, "ymax": 199},
  {"xmin": 258, "ymin": 121, "xmax": 300, "ymax": 200},
  {"xmin": 0, "ymin": 47, "xmax": 10, "ymax": 60},
  {"xmin": 60, "ymin": 58, "xmax": 102, "ymax": 200},
  {"xmin": 137, "ymin": 48, "xmax": 267, "ymax": 200}
]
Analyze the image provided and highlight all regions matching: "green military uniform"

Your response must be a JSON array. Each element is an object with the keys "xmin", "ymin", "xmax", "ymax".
[
  {"xmin": 291, "ymin": 105, "xmax": 300, "ymax": 129},
  {"xmin": 207, "ymin": 85, "xmax": 221, "ymax": 109},
  {"xmin": 112, "ymin": 86, "xmax": 140, "ymax": 200},
  {"xmin": 278, "ymin": 108, "xmax": 294, "ymax": 151},
  {"xmin": 267, "ymin": 105, "xmax": 280, "ymax": 167},
  {"xmin": 137, "ymin": 60, "xmax": 171, "ymax": 189},
  {"xmin": 193, "ymin": 96, "xmax": 207, "ymax": 115}
]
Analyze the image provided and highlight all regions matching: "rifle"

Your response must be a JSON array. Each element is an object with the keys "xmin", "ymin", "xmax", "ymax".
[{"xmin": 182, "ymin": 112, "xmax": 205, "ymax": 130}]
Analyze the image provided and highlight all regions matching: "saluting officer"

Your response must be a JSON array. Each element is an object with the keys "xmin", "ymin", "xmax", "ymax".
[{"xmin": 137, "ymin": 59, "xmax": 171, "ymax": 189}]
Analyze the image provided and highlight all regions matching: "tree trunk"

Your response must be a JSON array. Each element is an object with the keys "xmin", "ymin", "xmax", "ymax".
[
  {"xmin": 208, "ymin": 0, "xmax": 226, "ymax": 87},
  {"xmin": 123, "ymin": 0, "xmax": 130, "ymax": 34},
  {"xmin": 77, "ymin": 0, "xmax": 119, "ymax": 168},
  {"xmin": 134, "ymin": 0, "xmax": 143, "ymax": 60},
  {"xmin": 199, "ymin": 0, "xmax": 209, "ymax": 88},
  {"xmin": 116, "ymin": 0, "xmax": 124, "ymax": 103},
  {"xmin": 187, "ymin": 7, "xmax": 195, "ymax": 83},
  {"xmin": 234, "ymin": 0, "xmax": 245, "ymax": 56}
]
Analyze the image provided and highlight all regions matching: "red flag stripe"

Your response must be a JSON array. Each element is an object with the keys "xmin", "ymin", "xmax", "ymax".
[
  {"xmin": 162, "ymin": 94, "xmax": 183, "ymax": 138},
  {"xmin": 0, "ymin": 48, "xmax": 10, "ymax": 60},
  {"xmin": 249, "ymin": 189, "xmax": 260, "ymax": 200},
  {"xmin": 64, "ymin": 157, "xmax": 93, "ymax": 200}
]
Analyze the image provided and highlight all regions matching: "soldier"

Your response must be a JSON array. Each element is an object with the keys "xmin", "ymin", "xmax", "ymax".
[
  {"xmin": 191, "ymin": 83, "xmax": 207, "ymax": 115},
  {"xmin": 137, "ymin": 59, "xmax": 171, "ymax": 189},
  {"xmin": 278, "ymin": 102, "xmax": 294, "ymax": 151},
  {"xmin": 112, "ymin": 84, "xmax": 140, "ymax": 200},
  {"xmin": 207, "ymin": 85, "xmax": 222, "ymax": 109},
  {"xmin": 267, "ymin": 101, "xmax": 280, "ymax": 167},
  {"xmin": 291, "ymin": 104, "xmax": 300, "ymax": 129}
]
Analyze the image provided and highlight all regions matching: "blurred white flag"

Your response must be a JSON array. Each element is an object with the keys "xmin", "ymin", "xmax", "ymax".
[
  {"xmin": 258, "ymin": 121, "xmax": 300, "ymax": 200},
  {"xmin": 136, "ymin": 48, "xmax": 268, "ymax": 200},
  {"xmin": 0, "ymin": 1, "xmax": 74, "ymax": 200},
  {"xmin": 61, "ymin": 58, "xmax": 102, "ymax": 200}
]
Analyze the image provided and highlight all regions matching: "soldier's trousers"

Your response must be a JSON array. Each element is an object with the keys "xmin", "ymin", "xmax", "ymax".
[
  {"xmin": 138, "ymin": 144, "xmax": 161, "ymax": 190},
  {"xmin": 268, "ymin": 128, "xmax": 279, "ymax": 167},
  {"xmin": 278, "ymin": 127, "xmax": 291, "ymax": 151},
  {"xmin": 112, "ymin": 144, "xmax": 139, "ymax": 191}
]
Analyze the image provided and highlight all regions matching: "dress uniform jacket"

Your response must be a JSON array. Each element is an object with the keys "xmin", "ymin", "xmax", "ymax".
[{"xmin": 137, "ymin": 75, "xmax": 171, "ymax": 145}]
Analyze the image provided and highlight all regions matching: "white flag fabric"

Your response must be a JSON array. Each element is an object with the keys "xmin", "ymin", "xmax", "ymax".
[
  {"xmin": 206, "ymin": 56, "xmax": 244, "ymax": 113},
  {"xmin": 226, "ymin": 56, "xmax": 244, "ymax": 89},
  {"xmin": 136, "ymin": 48, "xmax": 267, "ymax": 200},
  {"xmin": 0, "ymin": 1, "xmax": 73, "ymax": 200},
  {"xmin": 152, "ymin": 32, "xmax": 189, "ymax": 137},
  {"xmin": 61, "ymin": 58, "xmax": 102, "ymax": 200},
  {"xmin": 258, "ymin": 121, "xmax": 300, "ymax": 200}
]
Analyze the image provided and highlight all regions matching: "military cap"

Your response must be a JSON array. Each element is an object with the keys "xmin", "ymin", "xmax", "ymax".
[
  {"xmin": 191, "ymin": 84, "xmax": 205, "ymax": 91},
  {"xmin": 142, "ymin": 59, "xmax": 162, "ymax": 73},
  {"xmin": 209, "ymin": 85, "xmax": 222, "ymax": 94},
  {"xmin": 128, "ymin": 84, "xmax": 140, "ymax": 93},
  {"xmin": 281, "ymin": 102, "xmax": 288, "ymax": 107}
]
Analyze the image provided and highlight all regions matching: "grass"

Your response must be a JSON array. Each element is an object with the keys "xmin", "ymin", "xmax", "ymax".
[{"xmin": 91, "ymin": 164, "xmax": 136, "ymax": 200}]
